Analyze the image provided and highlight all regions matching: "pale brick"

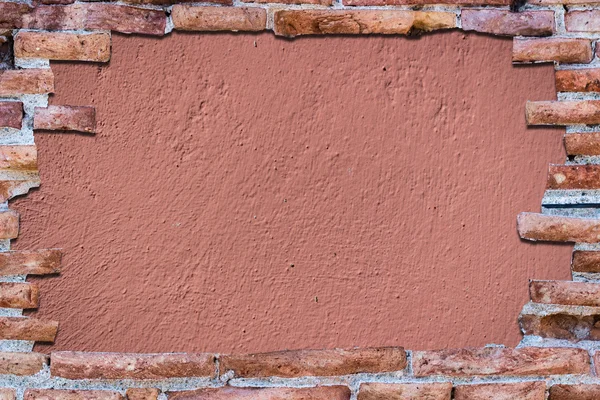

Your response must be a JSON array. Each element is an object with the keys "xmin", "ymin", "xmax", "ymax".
[
  {"xmin": 0, "ymin": 69, "xmax": 54, "ymax": 96},
  {"xmin": 125, "ymin": 389, "xmax": 159, "ymax": 400},
  {"xmin": 518, "ymin": 212, "xmax": 600, "ymax": 243},
  {"xmin": 454, "ymin": 382, "xmax": 545, "ymax": 400},
  {"xmin": 172, "ymin": 6, "xmax": 266, "ymax": 32},
  {"xmin": 0, "ymin": 389, "xmax": 15, "ymax": 400},
  {"xmin": 0, "ymin": 352, "xmax": 47, "ymax": 375},
  {"xmin": 25, "ymin": 390, "xmax": 122, "ymax": 400},
  {"xmin": 0, "ymin": 317, "xmax": 58, "ymax": 342},
  {"xmin": 34, "ymin": 106, "xmax": 96, "ymax": 133},
  {"xmin": 14, "ymin": 31, "xmax": 110, "ymax": 62},
  {"xmin": 526, "ymin": 101, "xmax": 600, "ymax": 125},
  {"xmin": 461, "ymin": 10, "xmax": 554, "ymax": 36},
  {"xmin": 0, "ymin": 210, "xmax": 18, "ymax": 240},
  {"xmin": 357, "ymin": 382, "xmax": 451, "ymax": 400},
  {"xmin": 566, "ymin": 11, "xmax": 600, "ymax": 33},
  {"xmin": 513, "ymin": 38, "xmax": 592, "ymax": 64},
  {"xmin": 168, "ymin": 387, "xmax": 351, "ymax": 400},
  {"xmin": 344, "ymin": 0, "xmax": 507, "ymax": 6}
]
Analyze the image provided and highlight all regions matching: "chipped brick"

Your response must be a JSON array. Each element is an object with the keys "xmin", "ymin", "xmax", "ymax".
[
  {"xmin": 0, "ymin": 317, "xmax": 58, "ymax": 342},
  {"xmin": 14, "ymin": 31, "xmax": 110, "ymax": 62},
  {"xmin": 25, "ymin": 391, "xmax": 123, "ymax": 400},
  {"xmin": 0, "ymin": 102, "xmax": 22, "ymax": 129},
  {"xmin": 125, "ymin": 389, "xmax": 159, "ymax": 400},
  {"xmin": 518, "ymin": 212, "xmax": 600, "ymax": 243},
  {"xmin": 566, "ymin": 11, "xmax": 600, "ymax": 33},
  {"xmin": 0, "ymin": 389, "xmax": 15, "ymax": 400},
  {"xmin": 273, "ymin": 10, "xmax": 456, "ymax": 37},
  {"xmin": 243, "ymin": 0, "xmax": 331, "ymax": 5},
  {"xmin": 0, "ymin": 69, "xmax": 54, "ymax": 96},
  {"xmin": 357, "ymin": 382, "xmax": 451, "ymax": 400},
  {"xmin": 0, "ymin": 2, "xmax": 33, "ymax": 29},
  {"xmin": 551, "ymin": 384, "xmax": 600, "ymax": 399},
  {"xmin": 526, "ymin": 101, "xmax": 600, "ymax": 126},
  {"xmin": 220, "ymin": 347, "xmax": 406, "ymax": 378},
  {"xmin": 0, "ymin": 282, "xmax": 39, "ymax": 309},
  {"xmin": 547, "ymin": 164, "xmax": 600, "ymax": 189},
  {"xmin": 34, "ymin": 106, "xmax": 96, "ymax": 133},
  {"xmin": 530, "ymin": 280, "xmax": 600, "ymax": 306},
  {"xmin": 0, "ymin": 146, "xmax": 37, "ymax": 171},
  {"xmin": 520, "ymin": 303, "xmax": 600, "ymax": 341},
  {"xmin": 461, "ymin": 10, "xmax": 554, "ymax": 36},
  {"xmin": 172, "ymin": 6, "xmax": 266, "ymax": 32},
  {"xmin": 168, "ymin": 387, "xmax": 351, "ymax": 400},
  {"xmin": 454, "ymin": 382, "xmax": 545, "ymax": 400},
  {"xmin": 513, "ymin": 38, "xmax": 593, "ymax": 64},
  {"xmin": 556, "ymin": 68, "xmax": 600, "ymax": 92},
  {"xmin": 572, "ymin": 250, "xmax": 600, "ymax": 273},
  {"xmin": 50, "ymin": 352, "xmax": 216, "ymax": 379},
  {"xmin": 343, "ymin": 0, "xmax": 507, "ymax": 6},
  {"xmin": 0, "ymin": 352, "xmax": 47, "ymax": 375},
  {"xmin": 0, "ymin": 210, "xmax": 18, "ymax": 240},
  {"xmin": 0, "ymin": 249, "xmax": 61, "ymax": 276},
  {"xmin": 412, "ymin": 346, "xmax": 589, "ymax": 377}
]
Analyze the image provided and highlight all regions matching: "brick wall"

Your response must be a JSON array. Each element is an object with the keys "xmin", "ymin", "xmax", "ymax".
[{"xmin": 1, "ymin": 0, "xmax": 600, "ymax": 397}]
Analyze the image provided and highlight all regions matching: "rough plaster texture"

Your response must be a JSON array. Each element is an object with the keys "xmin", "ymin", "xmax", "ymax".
[{"xmin": 10, "ymin": 31, "xmax": 569, "ymax": 353}]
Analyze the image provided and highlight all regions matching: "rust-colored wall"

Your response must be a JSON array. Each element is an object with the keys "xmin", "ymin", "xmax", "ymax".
[{"xmin": 12, "ymin": 31, "xmax": 569, "ymax": 354}]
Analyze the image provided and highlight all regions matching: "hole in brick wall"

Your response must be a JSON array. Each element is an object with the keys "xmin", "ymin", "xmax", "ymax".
[
  {"xmin": 13, "ymin": 31, "xmax": 570, "ymax": 353},
  {"xmin": 0, "ymin": 34, "xmax": 14, "ymax": 70}
]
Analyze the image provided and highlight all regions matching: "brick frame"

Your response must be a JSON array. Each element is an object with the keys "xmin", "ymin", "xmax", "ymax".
[{"xmin": 1, "ymin": 0, "xmax": 599, "ymax": 399}]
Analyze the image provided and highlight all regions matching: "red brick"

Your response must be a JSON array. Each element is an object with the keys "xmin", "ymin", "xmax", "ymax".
[
  {"xmin": 546, "ymin": 165, "xmax": 600, "ymax": 189},
  {"xmin": 530, "ymin": 280, "xmax": 600, "ymax": 306},
  {"xmin": 220, "ymin": 347, "xmax": 406, "ymax": 378},
  {"xmin": 529, "ymin": 0, "xmax": 600, "ymax": 3},
  {"xmin": 0, "ymin": 249, "xmax": 61, "ymax": 276},
  {"xmin": 19, "ymin": 4, "xmax": 166, "ymax": 36},
  {"xmin": 357, "ymin": 383, "xmax": 451, "ymax": 400},
  {"xmin": 520, "ymin": 303, "xmax": 600, "ymax": 340},
  {"xmin": 0, "ymin": 389, "xmax": 15, "ymax": 400},
  {"xmin": 461, "ymin": 10, "xmax": 554, "ymax": 36},
  {"xmin": 172, "ymin": 6, "xmax": 266, "ymax": 32},
  {"xmin": 0, "ymin": 282, "xmax": 39, "ymax": 309},
  {"xmin": 572, "ymin": 250, "xmax": 600, "ymax": 272},
  {"xmin": 344, "ymin": 0, "xmax": 506, "ymax": 6},
  {"xmin": 556, "ymin": 69, "xmax": 600, "ymax": 92},
  {"xmin": 25, "ymin": 391, "xmax": 122, "ymax": 400},
  {"xmin": 273, "ymin": 10, "xmax": 455, "ymax": 37},
  {"xmin": 126, "ymin": 389, "xmax": 159, "ymax": 400},
  {"xmin": 0, "ymin": 352, "xmax": 47, "ymax": 375},
  {"xmin": 50, "ymin": 352, "xmax": 216, "ymax": 379},
  {"xmin": 0, "ymin": 2, "xmax": 33, "ymax": 29},
  {"xmin": 0, "ymin": 69, "xmax": 54, "ymax": 96},
  {"xmin": 412, "ymin": 347, "xmax": 589, "ymax": 376},
  {"xmin": 526, "ymin": 101, "xmax": 600, "ymax": 125},
  {"xmin": 550, "ymin": 384, "xmax": 600, "ymax": 399},
  {"xmin": 0, "ymin": 102, "xmax": 22, "ymax": 129},
  {"xmin": 0, "ymin": 317, "xmax": 57, "ymax": 342},
  {"xmin": 168, "ymin": 387, "xmax": 351, "ymax": 400},
  {"xmin": 0, "ymin": 210, "xmax": 18, "ymax": 240},
  {"xmin": 34, "ymin": 106, "xmax": 96, "ymax": 133},
  {"xmin": 564, "ymin": 132, "xmax": 600, "ymax": 156},
  {"xmin": 513, "ymin": 38, "xmax": 593, "ymax": 64},
  {"xmin": 243, "ymin": 0, "xmax": 330, "ymax": 5},
  {"xmin": 566, "ymin": 11, "xmax": 600, "ymax": 33},
  {"xmin": 518, "ymin": 212, "xmax": 600, "ymax": 243},
  {"xmin": 14, "ymin": 31, "xmax": 110, "ymax": 62},
  {"xmin": 454, "ymin": 382, "xmax": 545, "ymax": 400}
]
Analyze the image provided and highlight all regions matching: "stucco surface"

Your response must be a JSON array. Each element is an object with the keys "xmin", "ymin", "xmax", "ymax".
[{"xmin": 11, "ymin": 31, "xmax": 569, "ymax": 353}]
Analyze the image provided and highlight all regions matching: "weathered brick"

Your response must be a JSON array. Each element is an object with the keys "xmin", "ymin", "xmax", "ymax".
[
  {"xmin": 0, "ymin": 249, "xmax": 61, "ymax": 276},
  {"xmin": 547, "ymin": 165, "xmax": 600, "ymax": 189},
  {"xmin": 220, "ymin": 347, "xmax": 406, "ymax": 378},
  {"xmin": 168, "ymin": 387, "xmax": 351, "ymax": 400},
  {"xmin": 0, "ymin": 69, "xmax": 54, "ymax": 96},
  {"xmin": 520, "ymin": 302, "xmax": 600, "ymax": 340},
  {"xmin": 0, "ymin": 2, "xmax": 33, "ymax": 29},
  {"xmin": 454, "ymin": 382, "xmax": 545, "ymax": 400},
  {"xmin": 461, "ymin": 10, "xmax": 554, "ymax": 36},
  {"xmin": 518, "ymin": 212, "xmax": 600, "ymax": 243},
  {"xmin": 25, "ymin": 390, "xmax": 123, "ymax": 400},
  {"xmin": 0, "ymin": 352, "xmax": 47, "ymax": 375},
  {"xmin": 0, "ymin": 146, "xmax": 39, "ymax": 201},
  {"xmin": 412, "ymin": 346, "xmax": 589, "ymax": 376},
  {"xmin": 529, "ymin": 0, "xmax": 600, "ymax": 3},
  {"xmin": 51, "ymin": 352, "xmax": 215, "ymax": 379},
  {"xmin": 0, "ymin": 317, "xmax": 57, "ymax": 342},
  {"xmin": 0, "ymin": 102, "xmax": 22, "ymax": 129},
  {"xmin": 0, "ymin": 282, "xmax": 39, "ymax": 309},
  {"xmin": 556, "ymin": 69, "xmax": 600, "ymax": 92},
  {"xmin": 513, "ymin": 38, "xmax": 593, "ymax": 64},
  {"xmin": 0, "ymin": 146, "xmax": 37, "ymax": 171},
  {"xmin": 526, "ymin": 101, "xmax": 600, "ymax": 126},
  {"xmin": 14, "ymin": 31, "xmax": 110, "ymax": 62},
  {"xmin": 0, "ymin": 210, "xmax": 18, "ymax": 240},
  {"xmin": 550, "ymin": 384, "xmax": 600, "ymax": 399},
  {"xmin": 0, "ymin": 389, "xmax": 15, "ymax": 400},
  {"xmin": 172, "ymin": 6, "xmax": 266, "ymax": 32},
  {"xmin": 19, "ymin": 4, "xmax": 167, "ymax": 36},
  {"xmin": 357, "ymin": 383, "xmax": 451, "ymax": 400},
  {"xmin": 572, "ymin": 250, "xmax": 600, "ymax": 272},
  {"xmin": 84, "ymin": 0, "xmax": 231, "ymax": 5},
  {"xmin": 565, "ymin": 133, "xmax": 600, "ymax": 156},
  {"xmin": 530, "ymin": 280, "xmax": 600, "ymax": 306},
  {"xmin": 344, "ymin": 0, "xmax": 507, "ymax": 6},
  {"xmin": 273, "ymin": 10, "xmax": 456, "ymax": 37},
  {"xmin": 566, "ymin": 11, "xmax": 600, "ymax": 33},
  {"xmin": 243, "ymin": 0, "xmax": 330, "ymax": 5},
  {"xmin": 34, "ymin": 106, "xmax": 96, "ymax": 133},
  {"xmin": 125, "ymin": 389, "xmax": 158, "ymax": 400}
]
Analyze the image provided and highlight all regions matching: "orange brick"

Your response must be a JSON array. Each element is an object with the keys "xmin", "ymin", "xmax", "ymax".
[
  {"xmin": 15, "ymin": 31, "xmax": 110, "ymax": 62},
  {"xmin": 513, "ymin": 38, "xmax": 592, "ymax": 63}
]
